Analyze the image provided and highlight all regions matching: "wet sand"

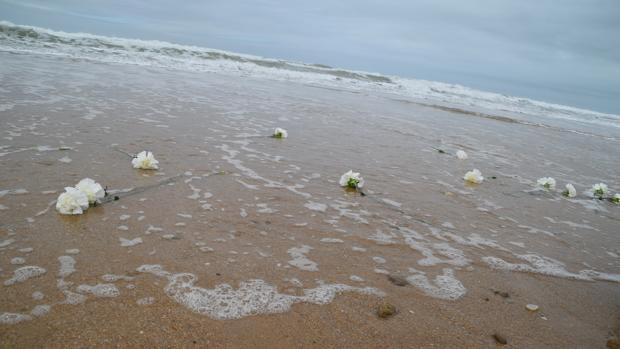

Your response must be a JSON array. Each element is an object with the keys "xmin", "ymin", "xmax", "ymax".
[{"xmin": 1, "ymin": 52, "xmax": 619, "ymax": 348}]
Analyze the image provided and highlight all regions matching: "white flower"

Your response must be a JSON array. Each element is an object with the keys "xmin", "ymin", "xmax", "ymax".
[
  {"xmin": 273, "ymin": 127, "xmax": 288, "ymax": 138},
  {"xmin": 132, "ymin": 151, "xmax": 159, "ymax": 170},
  {"xmin": 563, "ymin": 183, "xmax": 577, "ymax": 198},
  {"xmin": 537, "ymin": 177, "xmax": 556, "ymax": 190},
  {"xmin": 592, "ymin": 183, "xmax": 608, "ymax": 198},
  {"xmin": 456, "ymin": 150, "xmax": 468, "ymax": 160},
  {"xmin": 75, "ymin": 178, "xmax": 105, "ymax": 204},
  {"xmin": 56, "ymin": 187, "xmax": 89, "ymax": 215},
  {"xmin": 611, "ymin": 193, "xmax": 620, "ymax": 204},
  {"xmin": 463, "ymin": 169, "xmax": 483, "ymax": 184},
  {"xmin": 339, "ymin": 170, "xmax": 364, "ymax": 189}
]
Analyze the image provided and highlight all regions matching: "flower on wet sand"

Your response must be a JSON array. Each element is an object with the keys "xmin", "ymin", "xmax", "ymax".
[
  {"xmin": 75, "ymin": 178, "xmax": 105, "ymax": 204},
  {"xmin": 592, "ymin": 183, "xmax": 608, "ymax": 198},
  {"xmin": 611, "ymin": 193, "xmax": 620, "ymax": 204},
  {"xmin": 456, "ymin": 150, "xmax": 468, "ymax": 160},
  {"xmin": 339, "ymin": 170, "xmax": 364, "ymax": 189},
  {"xmin": 563, "ymin": 183, "xmax": 577, "ymax": 198},
  {"xmin": 132, "ymin": 151, "xmax": 159, "ymax": 170},
  {"xmin": 464, "ymin": 169, "xmax": 484, "ymax": 184},
  {"xmin": 537, "ymin": 177, "xmax": 556, "ymax": 190},
  {"xmin": 273, "ymin": 127, "xmax": 288, "ymax": 139},
  {"xmin": 56, "ymin": 187, "xmax": 89, "ymax": 215}
]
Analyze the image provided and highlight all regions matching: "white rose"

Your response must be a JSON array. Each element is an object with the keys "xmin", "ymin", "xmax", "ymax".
[
  {"xmin": 132, "ymin": 151, "xmax": 159, "ymax": 170},
  {"xmin": 456, "ymin": 150, "xmax": 468, "ymax": 160},
  {"xmin": 464, "ymin": 169, "xmax": 484, "ymax": 184},
  {"xmin": 537, "ymin": 177, "xmax": 556, "ymax": 190},
  {"xmin": 273, "ymin": 127, "xmax": 288, "ymax": 138},
  {"xmin": 592, "ymin": 183, "xmax": 608, "ymax": 198},
  {"xmin": 75, "ymin": 178, "xmax": 105, "ymax": 204},
  {"xmin": 339, "ymin": 170, "xmax": 364, "ymax": 189},
  {"xmin": 611, "ymin": 193, "xmax": 620, "ymax": 204},
  {"xmin": 56, "ymin": 187, "xmax": 89, "ymax": 215},
  {"xmin": 564, "ymin": 183, "xmax": 577, "ymax": 198}
]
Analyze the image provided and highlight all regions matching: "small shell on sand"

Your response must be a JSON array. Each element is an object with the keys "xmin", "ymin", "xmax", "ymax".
[{"xmin": 525, "ymin": 304, "xmax": 539, "ymax": 311}]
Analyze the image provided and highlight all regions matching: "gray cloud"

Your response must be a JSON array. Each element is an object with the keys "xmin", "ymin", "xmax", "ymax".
[{"xmin": 1, "ymin": 0, "xmax": 618, "ymax": 113}]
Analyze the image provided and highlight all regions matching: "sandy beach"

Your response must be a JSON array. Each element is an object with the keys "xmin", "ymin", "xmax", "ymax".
[{"xmin": 1, "ymin": 51, "xmax": 619, "ymax": 348}]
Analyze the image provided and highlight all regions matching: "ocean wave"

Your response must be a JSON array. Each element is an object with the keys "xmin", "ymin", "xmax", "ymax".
[{"xmin": 1, "ymin": 20, "xmax": 618, "ymax": 129}]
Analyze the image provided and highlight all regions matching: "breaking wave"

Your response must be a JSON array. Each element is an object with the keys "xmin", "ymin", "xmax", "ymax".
[{"xmin": 1, "ymin": 20, "xmax": 618, "ymax": 130}]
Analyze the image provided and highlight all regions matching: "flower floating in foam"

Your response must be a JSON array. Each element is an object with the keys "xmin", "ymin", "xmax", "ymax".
[
  {"xmin": 563, "ymin": 183, "xmax": 577, "ymax": 198},
  {"xmin": 132, "ymin": 151, "xmax": 159, "ymax": 170},
  {"xmin": 536, "ymin": 177, "xmax": 556, "ymax": 190},
  {"xmin": 339, "ymin": 170, "xmax": 364, "ymax": 189},
  {"xmin": 273, "ymin": 127, "xmax": 288, "ymax": 139},
  {"xmin": 463, "ymin": 169, "xmax": 484, "ymax": 184},
  {"xmin": 611, "ymin": 193, "xmax": 620, "ymax": 204},
  {"xmin": 75, "ymin": 178, "xmax": 105, "ymax": 205},
  {"xmin": 56, "ymin": 187, "xmax": 89, "ymax": 215},
  {"xmin": 591, "ymin": 183, "xmax": 608, "ymax": 199},
  {"xmin": 456, "ymin": 150, "xmax": 468, "ymax": 160}
]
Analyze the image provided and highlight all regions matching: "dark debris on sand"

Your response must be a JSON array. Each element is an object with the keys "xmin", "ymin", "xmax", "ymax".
[{"xmin": 377, "ymin": 302, "xmax": 397, "ymax": 318}]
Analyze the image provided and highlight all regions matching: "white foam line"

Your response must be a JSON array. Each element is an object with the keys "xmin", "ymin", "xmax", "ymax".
[
  {"xmin": 217, "ymin": 143, "xmax": 311, "ymax": 198},
  {"xmin": 137, "ymin": 264, "xmax": 384, "ymax": 320}
]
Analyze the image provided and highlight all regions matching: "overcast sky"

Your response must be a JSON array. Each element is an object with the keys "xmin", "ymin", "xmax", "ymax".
[{"xmin": 1, "ymin": 0, "xmax": 619, "ymax": 114}]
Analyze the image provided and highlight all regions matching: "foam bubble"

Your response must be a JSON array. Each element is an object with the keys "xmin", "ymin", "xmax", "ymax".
[
  {"xmin": 441, "ymin": 222, "xmax": 455, "ymax": 229},
  {"xmin": 137, "ymin": 297, "xmax": 155, "ymax": 305},
  {"xmin": 0, "ymin": 238, "xmax": 15, "ymax": 248},
  {"xmin": 367, "ymin": 230, "xmax": 398, "ymax": 245},
  {"xmin": 30, "ymin": 304, "xmax": 51, "ymax": 317},
  {"xmin": 406, "ymin": 268, "xmax": 467, "ymax": 300},
  {"xmin": 330, "ymin": 201, "xmax": 369, "ymax": 224},
  {"xmin": 482, "ymin": 254, "xmax": 620, "ymax": 283},
  {"xmin": 10, "ymin": 257, "xmax": 26, "ymax": 265},
  {"xmin": 62, "ymin": 290, "xmax": 87, "ymax": 305},
  {"xmin": 32, "ymin": 291, "xmax": 44, "ymax": 300},
  {"xmin": 138, "ymin": 265, "xmax": 384, "ymax": 320},
  {"xmin": 320, "ymin": 238, "xmax": 344, "ymax": 243},
  {"xmin": 101, "ymin": 274, "xmax": 134, "ymax": 282},
  {"xmin": 58, "ymin": 256, "xmax": 76, "ymax": 278},
  {"xmin": 372, "ymin": 256, "xmax": 386, "ymax": 264},
  {"xmin": 0, "ymin": 312, "xmax": 32, "ymax": 324},
  {"xmin": 287, "ymin": 278, "xmax": 303, "ymax": 287},
  {"xmin": 256, "ymin": 203, "xmax": 277, "ymax": 214},
  {"xmin": 304, "ymin": 201, "xmax": 327, "ymax": 212},
  {"xmin": 287, "ymin": 245, "xmax": 318, "ymax": 271},
  {"xmin": 4, "ymin": 265, "xmax": 46, "ymax": 286},
  {"xmin": 381, "ymin": 198, "xmax": 402, "ymax": 208},
  {"xmin": 120, "ymin": 237, "xmax": 143, "ymax": 247},
  {"xmin": 76, "ymin": 283, "xmax": 120, "ymax": 298}
]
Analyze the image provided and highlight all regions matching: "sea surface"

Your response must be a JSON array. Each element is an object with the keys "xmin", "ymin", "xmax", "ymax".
[{"xmin": 1, "ymin": 21, "xmax": 619, "ymax": 133}]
